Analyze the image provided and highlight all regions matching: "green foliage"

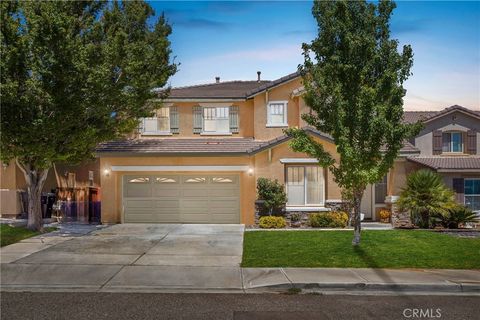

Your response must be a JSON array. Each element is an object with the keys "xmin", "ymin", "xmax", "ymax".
[
  {"xmin": 285, "ymin": 0, "xmax": 421, "ymax": 243},
  {"xmin": 289, "ymin": 212, "xmax": 302, "ymax": 222},
  {"xmin": 309, "ymin": 211, "xmax": 349, "ymax": 228},
  {"xmin": 397, "ymin": 170, "xmax": 456, "ymax": 228},
  {"xmin": 256, "ymin": 178, "xmax": 287, "ymax": 216},
  {"xmin": 0, "ymin": 225, "xmax": 56, "ymax": 247},
  {"xmin": 434, "ymin": 206, "xmax": 478, "ymax": 229},
  {"xmin": 259, "ymin": 216, "xmax": 287, "ymax": 229},
  {"xmin": 1, "ymin": 1, "xmax": 177, "ymax": 230}
]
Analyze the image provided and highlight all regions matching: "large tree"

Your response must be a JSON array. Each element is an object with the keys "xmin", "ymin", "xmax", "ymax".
[
  {"xmin": 286, "ymin": 0, "xmax": 420, "ymax": 245},
  {"xmin": 1, "ymin": 0, "xmax": 177, "ymax": 231}
]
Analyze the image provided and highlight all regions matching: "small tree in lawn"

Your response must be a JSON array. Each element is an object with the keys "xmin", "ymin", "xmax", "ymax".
[
  {"xmin": 1, "ymin": 1, "xmax": 177, "ymax": 231},
  {"xmin": 286, "ymin": 0, "xmax": 420, "ymax": 245}
]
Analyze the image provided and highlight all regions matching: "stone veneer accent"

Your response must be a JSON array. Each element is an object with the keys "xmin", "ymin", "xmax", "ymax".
[{"xmin": 386, "ymin": 195, "xmax": 413, "ymax": 228}]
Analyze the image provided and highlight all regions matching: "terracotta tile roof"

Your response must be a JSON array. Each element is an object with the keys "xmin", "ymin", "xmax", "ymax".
[
  {"xmin": 167, "ymin": 80, "xmax": 271, "ymax": 99},
  {"xmin": 166, "ymin": 71, "xmax": 302, "ymax": 100},
  {"xmin": 403, "ymin": 105, "xmax": 480, "ymax": 124},
  {"xmin": 399, "ymin": 141, "xmax": 420, "ymax": 154},
  {"xmin": 97, "ymin": 128, "xmax": 417, "ymax": 157},
  {"xmin": 407, "ymin": 156, "xmax": 480, "ymax": 171},
  {"xmin": 97, "ymin": 138, "xmax": 265, "ymax": 155}
]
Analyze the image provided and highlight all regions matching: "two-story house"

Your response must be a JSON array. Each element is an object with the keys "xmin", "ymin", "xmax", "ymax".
[
  {"xmin": 97, "ymin": 71, "xmax": 478, "ymax": 225},
  {"xmin": 2, "ymin": 72, "xmax": 478, "ymax": 224}
]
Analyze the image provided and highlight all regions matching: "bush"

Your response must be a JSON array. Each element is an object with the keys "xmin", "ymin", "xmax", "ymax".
[
  {"xmin": 259, "ymin": 216, "xmax": 287, "ymax": 229},
  {"xmin": 256, "ymin": 178, "xmax": 287, "ymax": 216},
  {"xmin": 289, "ymin": 212, "xmax": 302, "ymax": 222},
  {"xmin": 309, "ymin": 211, "xmax": 349, "ymax": 228},
  {"xmin": 434, "ymin": 206, "xmax": 478, "ymax": 229},
  {"xmin": 397, "ymin": 169, "xmax": 456, "ymax": 228}
]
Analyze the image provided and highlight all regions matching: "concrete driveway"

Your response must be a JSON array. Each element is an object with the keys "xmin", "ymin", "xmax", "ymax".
[{"xmin": 1, "ymin": 224, "xmax": 245, "ymax": 291}]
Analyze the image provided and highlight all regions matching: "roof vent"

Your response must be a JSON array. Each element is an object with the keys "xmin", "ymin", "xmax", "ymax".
[
  {"xmin": 257, "ymin": 71, "xmax": 261, "ymax": 82},
  {"xmin": 215, "ymin": 76, "xmax": 220, "ymax": 83}
]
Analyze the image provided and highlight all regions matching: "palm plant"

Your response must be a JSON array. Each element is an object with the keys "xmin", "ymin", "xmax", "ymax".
[
  {"xmin": 435, "ymin": 206, "xmax": 478, "ymax": 229},
  {"xmin": 397, "ymin": 169, "xmax": 456, "ymax": 228}
]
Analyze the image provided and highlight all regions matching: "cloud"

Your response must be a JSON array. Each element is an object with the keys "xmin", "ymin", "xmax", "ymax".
[
  {"xmin": 282, "ymin": 29, "xmax": 315, "ymax": 37},
  {"xmin": 391, "ymin": 18, "xmax": 430, "ymax": 35},
  {"xmin": 215, "ymin": 44, "xmax": 302, "ymax": 62},
  {"xmin": 174, "ymin": 18, "xmax": 231, "ymax": 30}
]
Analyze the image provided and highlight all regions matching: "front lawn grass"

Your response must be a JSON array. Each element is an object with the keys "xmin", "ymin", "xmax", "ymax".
[
  {"xmin": 0, "ymin": 224, "xmax": 56, "ymax": 247},
  {"xmin": 242, "ymin": 230, "xmax": 480, "ymax": 269}
]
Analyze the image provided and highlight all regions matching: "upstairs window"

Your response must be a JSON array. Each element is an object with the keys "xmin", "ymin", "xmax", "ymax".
[
  {"xmin": 203, "ymin": 106, "xmax": 230, "ymax": 134},
  {"xmin": 142, "ymin": 108, "xmax": 170, "ymax": 134},
  {"xmin": 442, "ymin": 131, "xmax": 463, "ymax": 153},
  {"xmin": 267, "ymin": 101, "xmax": 288, "ymax": 127}
]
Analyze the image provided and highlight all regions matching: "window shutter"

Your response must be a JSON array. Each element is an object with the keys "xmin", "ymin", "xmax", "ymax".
[
  {"xmin": 432, "ymin": 130, "xmax": 442, "ymax": 155},
  {"xmin": 229, "ymin": 105, "xmax": 239, "ymax": 133},
  {"xmin": 452, "ymin": 178, "xmax": 465, "ymax": 204},
  {"xmin": 170, "ymin": 106, "xmax": 179, "ymax": 134},
  {"xmin": 466, "ymin": 130, "xmax": 477, "ymax": 155},
  {"xmin": 193, "ymin": 105, "xmax": 202, "ymax": 134}
]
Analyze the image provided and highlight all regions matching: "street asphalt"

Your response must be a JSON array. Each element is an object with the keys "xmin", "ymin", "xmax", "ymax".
[{"xmin": 1, "ymin": 292, "xmax": 479, "ymax": 320}]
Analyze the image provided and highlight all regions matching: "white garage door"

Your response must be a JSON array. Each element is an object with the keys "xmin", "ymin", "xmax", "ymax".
[{"xmin": 123, "ymin": 174, "xmax": 240, "ymax": 223}]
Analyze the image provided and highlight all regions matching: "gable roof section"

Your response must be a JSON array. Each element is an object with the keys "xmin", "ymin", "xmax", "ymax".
[
  {"xmin": 407, "ymin": 156, "xmax": 480, "ymax": 172},
  {"xmin": 403, "ymin": 105, "xmax": 480, "ymax": 124},
  {"xmin": 165, "ymin": 71, "xmax": 301, "ymax": 101}
]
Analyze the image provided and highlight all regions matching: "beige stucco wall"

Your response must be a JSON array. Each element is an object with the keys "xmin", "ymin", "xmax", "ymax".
[
  {"xmin": 253, "ymin": 78, "xmax": 303, "ymax": 141},
  {"xmin": 0, "ymin": 161, "xmax": 24, "ymax": 216},
  {"xmin": 140, "ymin": 100, "xmax": 255, "ymax": 139},
  {"xmin": 100, "ymin": 156, "xmax": 256, "ymax": 225},
  {"xmin": 253, "ymin": 136, "xmax": 342, "ymax": 201}
]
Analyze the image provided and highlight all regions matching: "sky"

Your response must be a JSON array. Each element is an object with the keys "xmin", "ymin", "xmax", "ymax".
[{"xmin": 148, "ymin": 1, "xmax": 480, "ymax": 111}]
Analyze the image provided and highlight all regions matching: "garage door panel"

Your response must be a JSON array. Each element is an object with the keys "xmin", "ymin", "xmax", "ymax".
[
  {"xmin": 152, "ymin": 188, "xmax": 181, "ymax": 197},
  {"xmin": 123, "ymin": 174, "xmax": 240, "ymax": 224}
]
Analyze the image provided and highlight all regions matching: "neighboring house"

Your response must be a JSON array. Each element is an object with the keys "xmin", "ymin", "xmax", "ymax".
[
  {"xmin": 97, "ymin": 71, "xmax": 479, "ymax": 225},
  {"xmin": 0, "ymin": 160, "xmax": 101, "ymax": 220},
  {"xmin": 403, "ymin": 106, "xmax": 480, "ymax": 211}
]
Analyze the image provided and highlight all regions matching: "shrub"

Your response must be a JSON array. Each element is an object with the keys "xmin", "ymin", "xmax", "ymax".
[
  {"xmin": 309, "ymin": 211, "xmax": 349, "ymax": 228},
  {"xmin": 379, "ymin": 209, "xmax": 391, "ymax": 221},
  {"xmin": 259, "ymin": 216, "xmax": 287, "ymax": 229},
  {"xmin": 289, "ymin": 212, "xmax": 302, "ymax": 222},
  {"xmin": 434, "ymin": 206, "xmax": 478, "ymax": 229},
  {"xmin": 256, "ymin": 178, "xmax": 287, "ymax": 216},
  {"xmin": 397, "ymin": 169, "xmax": 456, "ymax": 228}
]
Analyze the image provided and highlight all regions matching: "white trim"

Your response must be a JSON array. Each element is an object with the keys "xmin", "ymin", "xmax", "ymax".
[
  {"xmin": 438, "ymin": 169, "xmax": 480, "ymax": 173},
  {"xmin": 266, "ymin": 100, "xmax": 288, "ymax": 127},
  {"xmin": 164, "ymin": 98, "xmax": 245, "ymax": 103},
  {"xmin": 140, "ymin": 132, "xmax": 173, "ymax": 136},
  {"xmin": 325, "ymin": 199, "xmax": 343, "ymax": 203},
  {"xmin": 286, "ymin": 206, "xmax": 330, "ymax": 212},
  {"xmin": 200, "ymin": 132, "xmax": 232, "ymax": 136},
  {"xmin": 280, "ymin": 158, "xmax": 319, "ymax": 164},
  {"xmin": 111, "ymin": 165, "xmax": 250, "ymax": 172}
]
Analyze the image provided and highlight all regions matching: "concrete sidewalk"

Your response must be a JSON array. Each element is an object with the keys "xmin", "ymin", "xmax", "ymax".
[{"xmin": 2, "ymin": 264, "xmax": 479, "ymax": 294}]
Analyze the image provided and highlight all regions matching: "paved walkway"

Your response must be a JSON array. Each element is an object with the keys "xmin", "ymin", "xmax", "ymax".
[{"xmin": 1, "ymin": 223, "xmax": 479, "ymax": 294}]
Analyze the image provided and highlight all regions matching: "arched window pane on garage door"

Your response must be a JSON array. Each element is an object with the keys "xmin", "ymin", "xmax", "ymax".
[{"xmin": 128, "ymin": 177, "xmax": 150, "ymax": 183}]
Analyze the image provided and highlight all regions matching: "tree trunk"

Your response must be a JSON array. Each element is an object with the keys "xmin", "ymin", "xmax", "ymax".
[
  {"xmin": 16, "ymin": 160, "xmax": 49, "ymax": 232},
  {"xmin": 351, "ymin": 189, "xmax": 364, "ymax": 246}
]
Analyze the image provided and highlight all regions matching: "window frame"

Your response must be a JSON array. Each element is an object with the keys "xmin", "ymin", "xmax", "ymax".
[
  {"xmin": 201, "ymin": 106, "xmax": 231, "ymax": 135},
  {"xmin": 374, "ymin": 175, "xmax": 388, "ymax": 204},
  {"xmin": 141, "ymin": 107, "xmax": 172, "ymax": 135},
  {"xmin": 285, "ymin": 165, "xmax": 325, "ymax": 207},
  {"xmin": 267, "ymin": 101, "xmax": 288, "ymax": 127},
  {"xmin": 442, "ymin": 131, "xmax": 464, "ymax": 153},
  {"xmin": 464, "ymin": 178, "xmax": 480, "ymax": 211}
]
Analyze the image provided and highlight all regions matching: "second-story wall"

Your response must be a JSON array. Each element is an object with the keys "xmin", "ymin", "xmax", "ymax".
[
  {"xmin": 253, "ymin": 77, "xmax": 303, "ymax": 140},
  {"xmin": 415, "ymin": 111, "xmax": 480, "ymax": 156}
]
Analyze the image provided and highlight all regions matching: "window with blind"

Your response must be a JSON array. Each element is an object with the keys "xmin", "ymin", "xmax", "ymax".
[
  {"xmin": 286, "ymin": 166, "xmax": 324, "ymax": 206},
  {"xmin": 267, "ymin": 101, "xmax": 288, "ymax": 126},
  {"xmin": 142, "ymin": 107, "xmax": 170, "ymax": 134},
  {"xmin": 374, "ymin": 175, "xmax": 387, "ymax": 204},
  {"xmin": 465, "ymin": 179, "xmax": 480, "ymax": 211},
  {"xmin": 203, "ymin": 106, "xmax": 230, "ymax": 133},
  {"xmin": 442, "ymin": 131, "xmax": 463, "ymax": 153}
]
